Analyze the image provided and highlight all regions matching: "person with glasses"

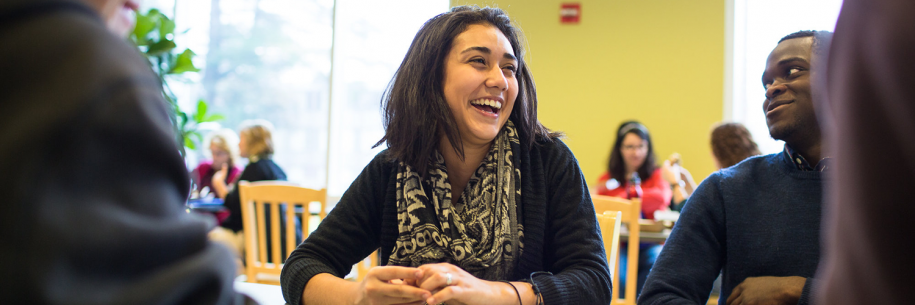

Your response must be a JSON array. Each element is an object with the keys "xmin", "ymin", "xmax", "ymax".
[{"xmin": 594, "ymin": 120, "xmax": 672, "ymax": 299}]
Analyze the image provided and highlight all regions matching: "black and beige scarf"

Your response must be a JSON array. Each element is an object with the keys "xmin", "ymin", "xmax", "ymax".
[{"xmin": 389, "ymin": 121, "xmax": 524, "ymax": 280}]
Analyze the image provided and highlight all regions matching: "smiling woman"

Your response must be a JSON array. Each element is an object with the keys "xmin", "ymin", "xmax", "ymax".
[{"xmin": 280, "ymin": 6, "xmax": 612, "ymax": 305}]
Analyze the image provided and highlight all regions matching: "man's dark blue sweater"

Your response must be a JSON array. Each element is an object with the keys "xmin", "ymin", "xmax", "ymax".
[{"xmin": 639, "ymin": 149, "xmax": 824, "ymax": 305}]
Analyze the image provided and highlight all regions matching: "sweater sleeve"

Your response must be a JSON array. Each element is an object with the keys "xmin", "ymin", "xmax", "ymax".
[
  {"xmin": 639, "ymin": 173, "xmax": 726, "ymax": 304},
  {"xmin": 798, "ymin": 278, "xmax": 815, "ymax": 305},
  {"xmin": 280, "ymin": 153, "xmax": 390, "ymax": 305},
  {"xmin": 531, "ymin": 142, "xmax": 613, "ymax": 305},
  {"xmin": 640, "ymin": 169, "xmax": 672, "ymax": 220}
]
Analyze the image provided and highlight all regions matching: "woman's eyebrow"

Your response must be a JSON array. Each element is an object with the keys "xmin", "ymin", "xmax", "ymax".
[{"xmin": 461, "ymin": 46, "xmax": 517, "ymax": 61}]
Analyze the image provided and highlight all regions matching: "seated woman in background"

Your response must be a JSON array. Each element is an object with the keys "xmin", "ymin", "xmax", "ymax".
[
  {"xmin": 219, "ymin": 120, "xmax": 287, "ymax": 234},
  {"xmin": 191, "ymin": 129, "xmax": 242, "ymax": 199},
  {"xmin": 595, "ymin": 121, "xmax": 671, "ymax": 217},
  {"xmin": 710, "ymin": 122, "xmax": 761, "ymax": 169},
  {"xmin": 595, "ymin": 120, "xmax": 670, "ymax": 299},
  {"xmin": 280, "ymin": 6, "xmax": 611, "ymax": 305}
]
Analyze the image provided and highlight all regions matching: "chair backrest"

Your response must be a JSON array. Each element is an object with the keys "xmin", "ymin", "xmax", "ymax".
[
  {"xmin": 597, "ymin": 210, "xmax": 623, "ymax": 287},
  {"xmin": 592, "ymin": 195, "xmax": 642, "ymax": 305},
  {"xmin": 238, "ymin": 181, "xmax": 327, "ymax": 284},
  {"xmin": 356, "ymin": 250, "xmax": 379, "ymax": 282}
]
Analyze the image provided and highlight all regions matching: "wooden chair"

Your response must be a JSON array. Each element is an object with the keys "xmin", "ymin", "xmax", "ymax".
[
  {"xmin": 592, "ymin": 195, "xmax": 642, "ymax": 305},
  {"xmin": 356, "ymin": 250, "xmax": 379, "ymax": 282},
  {"xmin": 597, "ymin": 210, "xmax": 623, "ymax": 288},
  {"xmin": 238, "ymin": 181, "xmax": 327, "ymax": 284}
]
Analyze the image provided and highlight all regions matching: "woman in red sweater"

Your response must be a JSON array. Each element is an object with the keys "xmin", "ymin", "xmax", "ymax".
[
  {"xmin": 596, "ymin": 121, "xmax": 671, "ymax": 219},
  {"xmin": 596, "ymin": 120, "xmax": 671, "ymax": 298}
]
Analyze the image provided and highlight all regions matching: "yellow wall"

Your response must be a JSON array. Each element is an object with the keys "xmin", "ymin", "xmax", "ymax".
[{"xmin": 451, "ymin": 0, "xmax": 725, "ymax": 185}]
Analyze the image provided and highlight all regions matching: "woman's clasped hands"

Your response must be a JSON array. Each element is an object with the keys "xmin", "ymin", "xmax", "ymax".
[{"xmin": 355, "ymin": 263, "xmax": 519, "ymax": 305}]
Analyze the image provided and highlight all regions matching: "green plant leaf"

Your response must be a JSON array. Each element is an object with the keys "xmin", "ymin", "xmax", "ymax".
[
  {"xmin": 203, "ymin": 114, "xmax": 225, "ymax": 122},
  {"xmin": 194, "ymin": 100, "xmax": 207, "ymax": 123},
  {"xmin": 184, "ymin": 136, "xmax": 196, "ymax": 150},
  {"xmin": 168, "ymin": 49, "xmax": 200, "ymax": 74},
  {"xmin": 178, "ymin": 111, "xmax": 189, "ymax": 129},
  {"xmin": 131, "ymin": 10, "xmax": 159, "ymax": 45},
  {"xmin": 147, "ymin": 40, "xmax": 177, "ymax": 56},
  {"xmin": 159, "ymin": 16, "xmax": 176, "ymax": 40},
  {"xmin": 190, "ymin": 131, "xmax": 203, "ymax": 143}
]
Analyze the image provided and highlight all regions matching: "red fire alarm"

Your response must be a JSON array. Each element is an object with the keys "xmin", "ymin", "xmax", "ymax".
[{"xmin": 561, "ymin": 3, "xmax": 581, "ymax": 24}]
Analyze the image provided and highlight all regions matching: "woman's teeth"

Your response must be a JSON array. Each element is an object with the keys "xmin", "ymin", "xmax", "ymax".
[{"xmin": 470, "ymin": 99, "xmax": 502, "ymax": 110}]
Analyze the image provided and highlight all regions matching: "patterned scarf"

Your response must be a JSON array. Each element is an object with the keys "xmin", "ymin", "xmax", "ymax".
[{"xmin": 389, "ymin": 121, "xmax": 524, "ymax": 280}]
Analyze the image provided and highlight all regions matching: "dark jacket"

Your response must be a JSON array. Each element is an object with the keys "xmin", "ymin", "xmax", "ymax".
[
  {"xmin": 221, "ymin": 158, "xmax": 287, "ymax": 233},
  {"xmin": 0, "ymin": 1, "xmax": 248, "ymax": 303},
  {"xmin": 280, "ymin": 137, "xmax": 613, "ymax": 305}
]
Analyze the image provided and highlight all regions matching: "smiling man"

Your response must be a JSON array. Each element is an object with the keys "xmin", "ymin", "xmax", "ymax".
[
  {"xmin": 0, "ymin": 0, "xmax": 251, "ymax": 303},
  {"xmin": 638, "ymin": 30, "xmax": 832, "ymax": 305}
]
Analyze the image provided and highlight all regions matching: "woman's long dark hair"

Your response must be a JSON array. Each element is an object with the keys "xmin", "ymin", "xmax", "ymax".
[
  {"xmin": 374, "ymin": 6, "xmax": 560, "ymax": 174},
  {"xmin": 607, "ymin": 121, "xmax": 657, "ymax": 183}
]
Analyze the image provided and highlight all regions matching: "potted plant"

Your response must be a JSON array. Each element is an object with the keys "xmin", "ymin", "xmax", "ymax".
[{"xmin": 130, "ymin": 8, "xmax": 224, "ymax": 155}]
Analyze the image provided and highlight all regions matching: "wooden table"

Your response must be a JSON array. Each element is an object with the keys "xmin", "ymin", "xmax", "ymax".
[
  {"xmin": 235, "ymin": 281, "xmax": 286, "ymax": 305},
  {"xmin": 620, "ymin": 229, "xmax": 671, "ymax": 243}
]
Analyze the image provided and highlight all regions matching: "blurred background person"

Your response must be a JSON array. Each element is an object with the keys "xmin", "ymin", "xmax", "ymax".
[
  {"xmin": 710, "ymin": 122, "xmax": 762, "ymax": 170},
  {"xmin": 596, "ymin": 120, "xmax": 672, "ymax": 218},
  {"xmin": 220, "ymin": 119, "xmax": 288, "ymax": 233},
  {"xmin": 595, "ymin": 120, "xmax": 671, "ymax": 298},
  {"xmin": 664, "ymin": 122, "xmax": 761, "ymax": 212},
  {"xmin": 660, "ymin": 153, "xmax": 698, "ymax": 212},
  {"xmin": 212, "ymin": 119, "xmax": 289, "ymax": 264},
  {"xmin": 192, "ymin": 128, "xmax": 242, "ymax": 199}
]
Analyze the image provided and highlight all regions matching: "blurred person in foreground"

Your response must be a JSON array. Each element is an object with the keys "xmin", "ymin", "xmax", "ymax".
[
  {"xmin": 280, "ymin": 6, "xmax": 611, "ymax": 305},
  {"xmin": 0, "ymin": 0, "xmax": 250, "ymax": 303},
  {"xmin": 639, "ymin": 30, "xmax": 832, "ymax": 305},
  {"xmin": 814, "ymin": 0, "xmax": 915, "ymax": 304}
]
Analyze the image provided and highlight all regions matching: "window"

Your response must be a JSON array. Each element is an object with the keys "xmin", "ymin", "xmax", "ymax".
[
  {"xmin": 143, "ymin": 0, "xmax": 447, "ymax": 198},
  {"xmin": 726, "ymin": 0, "xmax": 843, "ymax": 154}
]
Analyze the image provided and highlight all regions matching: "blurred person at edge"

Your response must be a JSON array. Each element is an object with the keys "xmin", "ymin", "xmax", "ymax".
[
  {"xmin": 595, "ymin": 120, "xmax": 672, "ymax": 299},
  {"xmin": 814, "ymin": 0, "xmax": 915, "ymax": 304},
  {"xmin": 0, "ymin": 0, "xmax": 254, "ymax": 303}
]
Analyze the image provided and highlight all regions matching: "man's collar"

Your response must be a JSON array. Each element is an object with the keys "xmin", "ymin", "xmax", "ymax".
[{"xmin": 783, "ymin": 144, "xmax": 831, "ymax": 172}]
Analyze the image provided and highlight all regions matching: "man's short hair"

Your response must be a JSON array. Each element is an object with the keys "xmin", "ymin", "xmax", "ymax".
[{"xmin": 779, "ymin": 30, "xmax": 833, "ymax": 57}]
